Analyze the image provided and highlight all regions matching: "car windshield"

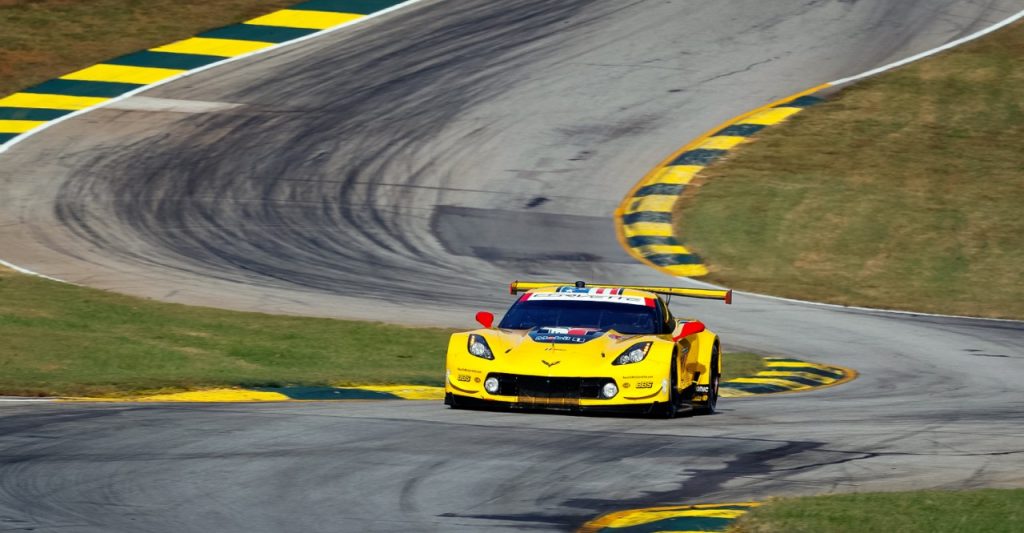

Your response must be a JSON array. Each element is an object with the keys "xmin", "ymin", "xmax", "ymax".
[{"xmin": 498, "ymin": 299, "xmax": 662, "ymax": 334}]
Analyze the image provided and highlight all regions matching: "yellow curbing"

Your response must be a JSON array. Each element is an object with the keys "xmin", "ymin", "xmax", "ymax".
[
  {"xmin": 720, "ymin": 356, "xmax": 856, "ymax": 397},
  {"xmin": 246, "ymin": 10, "xmax": 364, "ymax": 30},
  {"xmin": 613, "ymin": 84, "xmax": 830, "ymax": 278},
  {"xmin": 0, "ymin": 0, "xmax": 422, "ymax": 150},
  {"xmin": 56, "ymin": 356, "xmax": 853, "ymax": 403},
  {"xmin": 149, "ymin": 37, "xmax": 274, "ymax": 57},
  {"xmin": 65, "ymin": 388, "xmax": 292, "ymax": 403},
  {"xmin": 578, "ymin": 501, "xmax": 761, "ymax": 533},
  {"xmin": 357, "ymin": 385, "xmax": 445, "ymax": 400}
]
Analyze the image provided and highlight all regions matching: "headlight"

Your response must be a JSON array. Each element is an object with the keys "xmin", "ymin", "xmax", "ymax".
[
  {"xmin": 467, "ymin": 334, "xmax": 494, "ymax": 360},
  {"xmin": 612, "ymin": 342, "xmax": 652, "ymax": 365}
]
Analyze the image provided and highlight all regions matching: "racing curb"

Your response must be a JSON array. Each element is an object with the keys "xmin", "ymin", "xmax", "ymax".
[
  {"xmin": 720, "ymin": 356, "xmax": 855, "ymax": 397},
  {"xmin": 0, "ymin": 0, "xmax": 422, "ymax": 150},
  {"xmin": 614, "ymin": 86, "xmax": 827, "ymax": 278},
  {"xmin": 578, "ymin": 501, "xmax": 760, "ymax": 533},
  {"xmin": 50, "ymin": 356, "xmax": 854, "ymax": 403},
  {"xmin": 614, "ymin": 9, "xmax": 1024, "ymax": 279}
]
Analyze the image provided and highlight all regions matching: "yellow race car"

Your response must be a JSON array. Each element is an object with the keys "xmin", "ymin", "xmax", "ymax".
[{"xmin": 444, "ymin": 281, "xmax": 732, "ymax": 418}]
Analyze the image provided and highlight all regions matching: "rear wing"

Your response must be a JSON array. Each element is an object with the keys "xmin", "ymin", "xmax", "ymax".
[{"xmin": 509, "ymin": 281, "xmax": 732, "ymax": 304}]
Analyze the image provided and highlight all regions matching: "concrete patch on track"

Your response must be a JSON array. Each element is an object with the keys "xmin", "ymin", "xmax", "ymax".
[
  {"xmin": 578, "ymin": 501, "xmax": 760, "ymax": 533},
  {"xmin": 0, "ymin": 0, "xmax": 418, "ymax": 149},
  {"xmin": 56, "ymin": 357, "xmax": 853, "ymax": 402}
]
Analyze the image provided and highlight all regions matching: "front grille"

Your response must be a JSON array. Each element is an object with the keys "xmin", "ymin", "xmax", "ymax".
[{"xmin": 490, "ymin": 373, "xmax": 611, "ymax": 400}]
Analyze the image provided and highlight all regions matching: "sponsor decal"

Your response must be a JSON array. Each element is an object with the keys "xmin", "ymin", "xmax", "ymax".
[
  {"xmin": 695, "ymin": 385, "xmax": 710, "ymax": 393},
  {"xmin": 530, "ymin": 326, "xmax": 605, "ymax": 344},
  {"xmin": 541, "ymin": 360, "xmax": 561, "ymax": 368},
  {"xmin": 556, "ymin": 286, "xmax": 624, "ymax": 295},
  {"xmin": 528, "ymin": 292, "xmax": 649, "ymax": 306},
  {"xmin": 457, "ymin": 374, "xmax": 472, "ymax": 382},
  {"xmin": 636, "ymin": 381, "xmax": 654, "ymax": 389}
]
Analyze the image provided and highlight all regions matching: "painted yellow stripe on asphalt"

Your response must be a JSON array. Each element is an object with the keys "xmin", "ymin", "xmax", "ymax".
[
  {"xmin": 600, "ymin": 508, "xmax": 748, "ymax": 528},
  {"xmin": 622, "ymin": 222, "xmax": 675, "ymax": 238},
  {"xmin": 662, "ymin": 263, "xmax": 709, "ymax": 276},
  {"xmin": 739, "ymin": 106, "xmax": 802, "ymax": 126},
  {"xmin": 65, "ymin": 389, "xmax": 291, "ymax": 402},
  {"xmin": 636, "ymin": 244, "xmax": 690, "ymax": 256},
  {"xmin": 0, "ymin": 120, "xmax": 46, "ymax": 133},
  {"xmin": 764, "ymin": 361, "xmax": 831, "ymax": 369},
  {"xmin": 645, "ymin": 164, "xmax": 703, "ymax": 186},
  {"xmin": 728, "ymin": 377, "xmax": 808, "ymax": 388},
  {"xmin": 151, "ymin": 37, "xmax": 273, "ymax": 57},
  {"xmin": 246, "ymin": 9, "xmax": 363, "ymax": 29},
  {"xmin": 579, "ymin": 503, "xmax": 761, "ymax": 532},
  {"xmin": 359, "ymin": 385, "xmax": 444, "ymax": 400},
  {"xmin": 697, "ymin": 135, "xmax": 747, "ymax": 150},
  {"xmin": 628, "ymin": 194, "xmax": 677, "ymax": 213},
  {"xmin": 61, "ymin": 64, "xmax": 187, "ymax": 85},
  {"xmin": 0, "ymin": 92, "xmax": 108, "ymax": 110}
]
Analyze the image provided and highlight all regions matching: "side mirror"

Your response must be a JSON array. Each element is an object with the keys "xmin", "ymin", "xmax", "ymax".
[
  {"xmin": 475, "ymin": 311, "xmax": 495, "ymax": 329},
  {"xmin": 672, "ymin": 320, "xmax": 705, "ymax": 342}
]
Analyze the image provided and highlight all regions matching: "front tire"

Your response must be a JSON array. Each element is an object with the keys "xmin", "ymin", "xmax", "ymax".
[
  {"xmin": 445, "ymin": 392, "xmax": 464, "ymax": 409},
  {"xmin": 694, "ymin": 346, "xmax": 720, "ymax": 415},
  {"xmin": 656, "ymin": 352, "xmax": 681, "ymax": 419}
]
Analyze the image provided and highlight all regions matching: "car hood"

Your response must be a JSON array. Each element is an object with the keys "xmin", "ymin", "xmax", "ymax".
[{"xmin": 485, "ymin": 327, "xmax": 652, "ymax": 368}]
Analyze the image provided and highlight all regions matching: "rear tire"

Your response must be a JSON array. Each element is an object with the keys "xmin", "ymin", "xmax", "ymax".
[{"xmin": 694, "ymin": 346, "xmax": 720, "ymax": 416}]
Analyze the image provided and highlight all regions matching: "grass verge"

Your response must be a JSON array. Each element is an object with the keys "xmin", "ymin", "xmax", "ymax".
[
  {"xmin": 722, "ymin": 352, "xmax": 764, "ymax": 381},
  {"xmin": 675, "ymin": 22, "xmax": 1024, "ymax": 319},
  {"xmin": 730, "ymin": 489, "xmax": 1024, "ymax": 533},
  {"xmin": 0, "ymin": 268, "xmax": 766, "ymax": 397},
  {"xmin": 0, "ymin": 0, "xmax": 296, "ymax": 97},
  {"xmin": 0, "ymin": 266, "xmax": 453, "ymax": 397}
]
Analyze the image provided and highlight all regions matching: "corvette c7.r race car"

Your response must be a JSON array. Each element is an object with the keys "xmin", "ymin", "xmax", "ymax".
[{"xmin": 444, "ymin": 281, "xmax": 732, "ymax": 418}]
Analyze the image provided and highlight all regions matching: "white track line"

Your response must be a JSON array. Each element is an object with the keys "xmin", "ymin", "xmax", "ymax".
[
  {"xmin": 0, "ymin": 259, "xmax": 66, "ymax": 282},
  {"xmin": 829, "ymin": 9, "xmax": 1024, "ymax": 86},
  {"xmin": 680, "ymin": 7, "xmax": 1024, "ymax": 324}
]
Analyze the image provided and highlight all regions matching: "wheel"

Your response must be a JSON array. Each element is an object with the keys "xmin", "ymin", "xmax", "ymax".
[
  {"xmin": 656, "ymin": 352, "xmax": 681, "ymax": 418},
  {"xmin": 694, "ymin": 346, "xmax": 720, "ymax": 415},
  {"xmin": 445, "ymin": 392, "xmax": 464, "ymax": 409}
]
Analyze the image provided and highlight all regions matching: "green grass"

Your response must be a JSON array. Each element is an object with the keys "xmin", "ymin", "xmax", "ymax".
[
  {"xmin": 722, "ymin": 352, "xmax": 764, "ymax": 381},
  {"xmin": 0, "ymin": 267, "xmax": 454, "ymax": 397},
  {"xmin": 676, "ymin": 22, "xmax": 1024, "ymax": 319},
  {"xmin": 0, "ymin": 0, "xmax": 296, "ymax": 97},
  {"xmin": 0, "ymin": 268, "xmax": 767, "ymax": 397},
  {"xmin": 730, "ymin": 489, "xmax": 1024, "ymax": 533}
]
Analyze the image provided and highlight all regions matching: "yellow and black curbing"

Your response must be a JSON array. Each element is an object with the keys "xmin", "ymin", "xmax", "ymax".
[
  {"xmin": 61, "ymin": 356, "xmax": 853, "ymax": 402},
  {"xmin": 0, "ymin": 0, "xmax": 411, "ymax": 146},
  {"xmin": 720, "ymin": 356, "xmax": 855, "ymax": 397},
  {"xmin": 578, "ymin": 501, "xmax": 760, "ymax": 533},
  {"xmin": 614, "ymin": 85, "xmax": 830, "ymax": 278}
]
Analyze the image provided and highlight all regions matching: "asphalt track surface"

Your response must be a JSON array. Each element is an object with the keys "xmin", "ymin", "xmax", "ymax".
[{"xmin": 2, "ymin": 0, "xmax": 1024, "ymax": 531}]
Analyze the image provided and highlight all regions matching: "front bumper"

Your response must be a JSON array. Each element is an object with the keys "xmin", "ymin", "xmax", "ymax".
[
  {"xmin": 445, "ymin": 392, "xmax": 665, "ymax": 414},
  {"xmin": 445, "ymin": 371, "xmax": 671, "ymax": 412}
]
